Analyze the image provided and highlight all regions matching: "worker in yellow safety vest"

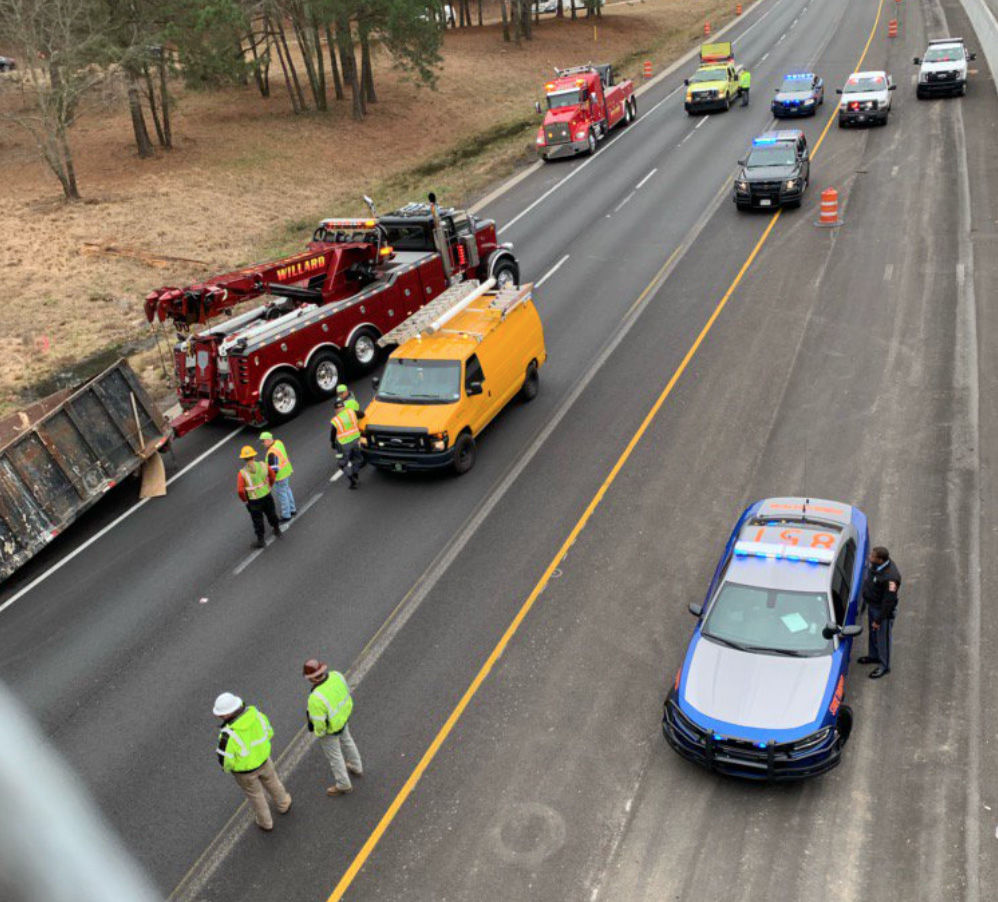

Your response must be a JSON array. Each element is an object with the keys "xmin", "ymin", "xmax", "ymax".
[
  {"xmin": 213, "ymin": 692, "xmax": 292, "ymax": 831},
  {"xmin": 739, "ymin": 67, "xmax": 751, "ymax": 106},
  {"xmin": 303, "ymin": 658, "xmax": 363, "ymax": 796},
  {"xmin": 236, "ymin": 445, "xmax": 282, "ymax": 548},
  {"xmin": 336, "ymin": 383, "xmax": 361, "ymax": 412},
  {"xmin": 260, "ymin": 431, "xmax": 296, "ymax": 521},
  {"xmin": 329, "ymin": 397, "xmax": 366, "ymax": 489}
]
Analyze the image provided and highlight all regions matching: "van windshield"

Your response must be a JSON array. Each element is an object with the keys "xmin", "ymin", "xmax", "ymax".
[{"xmin": 377, "ymin": 358, "xmax": 461, "ymax": 404}]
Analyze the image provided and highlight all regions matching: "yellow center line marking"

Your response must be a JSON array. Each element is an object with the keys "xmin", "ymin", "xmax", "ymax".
[{"xmin": 327, "ymin": 1, "xmax": 885, "ymax": 897}]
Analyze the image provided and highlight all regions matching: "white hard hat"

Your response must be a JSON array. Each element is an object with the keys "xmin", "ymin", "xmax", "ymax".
[{"xmin": 212, "ymin": 692, "xmax": 243, "ymax": 717}]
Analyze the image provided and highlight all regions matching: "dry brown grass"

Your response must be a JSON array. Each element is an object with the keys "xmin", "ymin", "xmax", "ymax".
[{"xmin": 0, "ymin": 0, "xmax": 738, "ymax": 412}]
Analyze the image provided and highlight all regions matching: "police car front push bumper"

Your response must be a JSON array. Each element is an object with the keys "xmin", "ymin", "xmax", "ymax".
[
  {"xmin": 539, "ymin": 137, "xmax": 591, "ymax": 160},
  {"xmin": 662, "ymin": 695, "xmax": 843, "ymax": 781},
  {"xmin": 917, "ymin": 77, "xmax": 965, "ymax": 96},
  {"xmin": 733, "ymin": 183, "xmax": 805, "ymax": 209},
  {"xmin": 772, "ymin": 101, "xmax": 817, "ymax": 117},
  {"xmin": 838, "ymin": 107, "xmax": 888, "ymax": 125}
]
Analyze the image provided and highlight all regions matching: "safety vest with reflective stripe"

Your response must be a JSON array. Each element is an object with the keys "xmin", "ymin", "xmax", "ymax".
[
  {"xmin": 217, "ymin": 706, "xmax": 273, "ymax": 773},
  {"xmin": 268, "ymin": 439, "xmax": 293, "ymax": 480},
  {"xmin": 240, "ymin": 460, "xmax": 271, "ymax": 500},
  {"xmin": 331, "ymin": 408, "xmax": 361, "ymax": 445},
  {"xmin": 307, "ymin": 672, "xmax": 353, "ymax": 738},
  {"xmin": 739, "ymin": 69, "xmax": 751, "ymax": 88}
]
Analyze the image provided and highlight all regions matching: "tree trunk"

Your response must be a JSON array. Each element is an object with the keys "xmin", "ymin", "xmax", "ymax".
[
  {"xmin": 291, "ymin": 8, "xmax": 323, "ymax": 110},
  {"xmin": 500, "ymin": 0, "xmax": 511, "ymax": 41},
  {"xmin": 336, "ymin": 16, "xmax": 365, "ymax": 120},
  {"xmin": 325, "ymin": 24, "xmax": 344, "ymax": 100},
  {"xmin": 556, "ymin": 0, "xmax": 563, "ymax": 18},
  {"xmin": 359, "ymin": 24, "xmax": 376, "ymax": 104},
  {"xmin": 159, "ymin": 50, "xmax": 173, "ymax": 148},
  {"xmin": 276, "ymin": 18, "xmax": 308, "ymax": 111},
  {"xmin": 248, "ymin": 26, "xmax": 270, "ymax": 97},
  {"xmin": 142, "ymin": 63, "xmax": 166, "ymax": 147},
  {"xmin": 478, "ymin": 0, "xmax": 483, "ymax": 26},
  {"xmin": 268, "ymin": 16, "xmax": 302, "ymax": 113},
  {"xmin": 311, "ymin": 15, "xmax": 327, "ymax": 111},
  {"xmin": 127, "ymin": 77, "xmax": 154, "ymax": 158}
]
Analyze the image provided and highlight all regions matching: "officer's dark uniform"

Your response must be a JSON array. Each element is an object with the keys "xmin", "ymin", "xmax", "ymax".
[{"xmin": 860, "ymin": 557, "xmax": 901, "ymax": 675}]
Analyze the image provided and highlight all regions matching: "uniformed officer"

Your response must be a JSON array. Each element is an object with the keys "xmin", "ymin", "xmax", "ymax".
[
  {"xmin": 260, "ymin": 431, "xmax": 296, "ymax": 522},
  {"xmin": 739, "ymin": 67, "xmax": 751, "ymax": 105},
  {"xmin": 236, "ymin": 446, "xmax": 282, "ymax": 548},
  {"xmin": 303, "ymin": 659, "xmax": 363, "ymax": 796},
  {"xmin": 857, "ymin": 545, "xmax": 901, "ymax": 678},
  {"xmin": 330, "ymin": 397, "xmax": 366, "ymax": 489},
  {"xmin": 213, "ymin": 692, "xmax": 292, "ymax": 831}
]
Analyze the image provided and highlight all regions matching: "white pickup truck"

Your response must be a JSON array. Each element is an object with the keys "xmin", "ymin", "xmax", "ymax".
[{"xmin": 914, "ymin": 37, "xmax": 976, "ymax": 98}]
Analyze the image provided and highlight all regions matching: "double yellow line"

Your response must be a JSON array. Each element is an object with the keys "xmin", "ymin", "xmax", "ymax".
[{"xmin": 327, "ymin": 1, "xmax": 886, "ymax": 897}]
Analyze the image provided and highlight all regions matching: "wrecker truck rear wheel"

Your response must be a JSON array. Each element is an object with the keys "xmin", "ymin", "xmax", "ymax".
[
  {"xmin": 262, "ymin": 370, "xmax": 305, "ymax": 423},
  {"xmin": 306, "ymin": 350, "xmax": 344, "ymax": 400},
  {"xmin": 348, "ymin": 327, "xmax": 381, "ymax": 373}
]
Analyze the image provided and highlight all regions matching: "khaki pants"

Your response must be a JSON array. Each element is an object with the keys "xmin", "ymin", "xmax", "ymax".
[
  {"xmin": 233, "ymin": 758, "xmax": 291, "ymax": 829},
  {"xmin": 318, "ymin": 724, "xmax": 363, "ymax": 790}
]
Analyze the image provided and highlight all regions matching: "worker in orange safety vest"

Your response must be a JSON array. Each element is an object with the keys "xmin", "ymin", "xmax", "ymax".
[
  {"xmin": 237, "ymin": 445, "xmax": 282, "ymax": 547},
  {"xmin": 329, "ymin": 398, "xmax": 366, "ymax": 489}
]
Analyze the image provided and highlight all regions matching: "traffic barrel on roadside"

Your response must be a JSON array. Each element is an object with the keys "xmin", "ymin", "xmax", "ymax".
[
  {"xmin": 816, "ymin": 188, "xmax": 842, "ymax": 227},
  {"xmin": 643, "ymin": 60, "xmax": 652, "ymax": 78},
  {"xmin": 704, "ymin": 21, "xmax": 711, "ymax": 35},
  {"xmin": 736, "ymin": 3, "xmax": 742, "ymax": 13},
  {"xmin": 888, "ymin": 19, "xmax": 898, "ymax": 37}
]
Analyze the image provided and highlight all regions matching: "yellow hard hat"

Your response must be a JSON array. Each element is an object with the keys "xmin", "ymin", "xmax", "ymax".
[{"xmin": 239, "ymin": 445, "xmax": 257, "ymax": 459}]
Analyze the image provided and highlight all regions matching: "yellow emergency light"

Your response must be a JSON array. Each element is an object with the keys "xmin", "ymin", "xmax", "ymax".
[{"xmin": 379, "ymin": 245, "xmax": 394, "ymax": 257}]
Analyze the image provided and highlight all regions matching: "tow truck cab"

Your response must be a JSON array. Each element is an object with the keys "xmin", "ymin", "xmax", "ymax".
[{"xmin": 535, "ymin": 63, "xmax": 636, "ymax": 160}]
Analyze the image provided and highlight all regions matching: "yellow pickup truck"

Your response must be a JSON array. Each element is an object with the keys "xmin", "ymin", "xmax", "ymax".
[
  {"xmin": 361, "ymin": 280, "xmax": 546, "ymax": 475},
  {"xmin": 684, "ymin": 42, "xmax": 744, "ymax": 114}
]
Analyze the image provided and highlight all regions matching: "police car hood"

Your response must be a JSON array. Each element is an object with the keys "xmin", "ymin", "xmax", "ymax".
[
  {"xmin": 774, "ymin": 89, "xmax": 814, "ymax": 101},
  {"xmin": 684, "ymin": 636, "xmax": 832, "ymax": 731},
  {"xmin": 742, "ymin": 163, "xmax": 797, "ymax": 180},
  {"xmin": 841, "ymin": 88, "xmax": 888, "ymax": 103}
]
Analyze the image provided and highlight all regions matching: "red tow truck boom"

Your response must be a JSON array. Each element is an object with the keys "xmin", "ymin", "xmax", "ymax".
[{"xmin": 147, "ymin": 199, "xmax": 519, "ymax": 438}]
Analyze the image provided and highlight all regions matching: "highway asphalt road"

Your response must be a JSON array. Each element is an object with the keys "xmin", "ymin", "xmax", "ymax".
[{"xmin": 2, "ymin": 0, "xmax": 995, "ymax": 898}]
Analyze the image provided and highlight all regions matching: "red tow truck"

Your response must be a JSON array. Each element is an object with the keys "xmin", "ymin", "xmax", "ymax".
[
  {"xmin": 535, "ymin": 63, "xmax": 637, "ymax": 160},
  {"xmin": 146, "ymin": 197, "xmax": 519, "ymax": 437}
]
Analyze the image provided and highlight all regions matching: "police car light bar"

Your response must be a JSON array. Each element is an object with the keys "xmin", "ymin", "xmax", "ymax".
[
  {"xmin": 752, "ymin": 137, "xmax": 778, "ymax": 145},
  {"xmin": 733, "ymin": 541, "xmax": 834, "ymax": 564},
  {"xmin": 784, "ymin": 73, "xmax": 813, "ymax": 79}
]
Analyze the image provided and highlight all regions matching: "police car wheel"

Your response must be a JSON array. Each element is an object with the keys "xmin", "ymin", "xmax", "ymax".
[
  {"xmin": 960, "ymin": 82, "xmax": 967, "ymax": 96},
  {"xmin": 306, "ymin": 349, "xmax": 344, "ymax": 400},
  {"xmin": 262, "ymin": 371, "xmax": 304, "ymax": 423},
  {"xmin": 452, "ymin": 433, "xmax": 476, "ymax": 475}
]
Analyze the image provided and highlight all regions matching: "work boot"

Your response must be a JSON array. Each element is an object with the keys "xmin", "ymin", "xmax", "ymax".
[
  {"xmin": 869, "ymin": 667, "xmax": 890, "ymax": 679},
  {"xmin": 857, "ymin": 656, "xmax": 878, "ymax": 665},
  {"xmin": 347, "ymin": 763, "xmax": 363, "ymax": 777},
  {"xmin": 253, "ymin": 536, "xmax": 265, "ymax": 549},
  {"xmin": 257, "ymin": 822, "xmax": 274, "ymax": 832},
  {"xmin": 278, "ymin": 798, "xmax": 293, "ymax": 815},
  {"xmin": 327, "ymin": 784, "xmax": 353, "ymax": 796},
  {"xmin": 348, "ymin": 474, "xmax": 359, "ymax": 490},
  {"xmin": 273, "ymin": 523, "xmax": 283, "ymax": 539}
]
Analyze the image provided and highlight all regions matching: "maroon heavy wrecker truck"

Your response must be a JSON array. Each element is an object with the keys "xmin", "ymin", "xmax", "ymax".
[{"xmin": 146, "ymin": 197, "xmax": 519, "ymax": 437}]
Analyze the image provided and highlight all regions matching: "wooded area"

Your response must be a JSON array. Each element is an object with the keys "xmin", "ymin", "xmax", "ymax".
[{"xmin": 0, "ymin": 0, "xmax": 601, "ymax": 200}]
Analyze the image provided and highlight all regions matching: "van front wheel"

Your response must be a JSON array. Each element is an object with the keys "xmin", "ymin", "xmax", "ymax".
[{"xmin": 452, "ymin": 433, "xmax": 477, "ymax": 475}]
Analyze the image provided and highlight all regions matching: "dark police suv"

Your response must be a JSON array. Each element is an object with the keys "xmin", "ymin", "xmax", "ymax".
[{"xmin": 733, "ymin": 130, "xmax": 810, "ymax": 211}]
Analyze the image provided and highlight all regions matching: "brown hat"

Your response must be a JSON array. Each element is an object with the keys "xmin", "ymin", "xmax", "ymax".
[{"xmin": 303, "ymin": 658, "xmax": 328, "ymax": 680}]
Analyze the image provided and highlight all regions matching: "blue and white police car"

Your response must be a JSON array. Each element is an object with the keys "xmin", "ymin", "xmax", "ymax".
[
  {"xmin": 663, "ymin": 497, "xmax": 868, "ymax": 780},
  {"xmin": 772, "ymin": 72, "xmax": 824, "ymax": 117}
]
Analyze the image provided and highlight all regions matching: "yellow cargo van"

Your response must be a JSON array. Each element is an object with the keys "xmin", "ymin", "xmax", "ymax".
[{"xmin": 361, "ymin": 280, "xmax": 546, "ymax": 474}]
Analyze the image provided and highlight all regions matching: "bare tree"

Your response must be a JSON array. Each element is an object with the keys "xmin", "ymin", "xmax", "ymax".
[{"xmin": 0, "ymin": 0, "xmax": 107, "ymax": 200}]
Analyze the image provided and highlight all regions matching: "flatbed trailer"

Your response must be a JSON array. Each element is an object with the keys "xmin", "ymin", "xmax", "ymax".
[{"xmin": 0, "ymin": 360, "xmax": 169, "ymax": 583}]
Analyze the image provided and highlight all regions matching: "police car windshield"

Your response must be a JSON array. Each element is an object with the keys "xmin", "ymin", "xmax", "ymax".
[
  {"xmin": 843, "ymin": 75, "xmax": 886, "ymax": 92},
  {"xmin": 779, "ymin": 76, "xmax": 812, "ymax": 92},
  {"xmin": 746, "ymin": 146, "xmax": 796, "ymax": 167},
  {"xmin": 924, "ymin": 46, "xmax": 961, "ymax": 62},
  {"xmin": 702, "ymin": 581, "xmax": 833, "ymax": 655},
  {"xmin": 690, "ymin": 68, "xmax": 725, "ymax": 83},
  {"xmin": 547, "ymin": 90, "xmax": 582, "ymax": 110},
  {"xmin": 377, "ymin": 358, "xmax": 461, "ymax": 404}
]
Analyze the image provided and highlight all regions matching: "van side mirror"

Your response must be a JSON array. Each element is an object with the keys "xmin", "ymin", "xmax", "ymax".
[
  {"xmin": 889, "ymin": 83, "xmax": 897, "ymax": 91},
  {"xmin": 683, "ymin": 78, "xmax": 689, "ymax": 86},
  {"xmin": 970, "ymin": 52, "xmax": 977, "ymax": 61},
  {"xmin": 822, "ymin": 623, "xmax": 863, "ymax": 640},
  {"xmin": 466, "ymin": 380, "xmax": 483, "ymax": 396},
  {"xmin": 737, "ymin": 158, "xmax": 746, "ymax": 166},
  {"xmin": 688, "ymin": 602, "xmax": 703, "ymax": 617},
  {"xmin": 534, "ymin": 100, "xmax": 542, "ymax": 114},
  {"xmin": 371, "ymin": 376, "xmax": 380, "ymax": 390},
  {"xmin": 913, "ymin": 57, "xmax": 921, "ymax": 64}
]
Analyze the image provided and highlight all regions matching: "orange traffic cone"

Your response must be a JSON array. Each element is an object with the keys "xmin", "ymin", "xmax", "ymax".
[
  {"xmin": 704, "ymin": 21, "xmax": 711, "ymax": 35},
  {"xmin": 816, "ymin": 188, "xmax": 842, "ymax": 227},
  {"xmin": 643, "ymin": 60, "xmax": 652, "ymax": 78},
  {"xmin": 887, "ymin": 19, "xmax": 898, "ymax": 37},
  {"xmin": 736, "ymin": 3, "xmax": 742, "ymax": 14}
]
